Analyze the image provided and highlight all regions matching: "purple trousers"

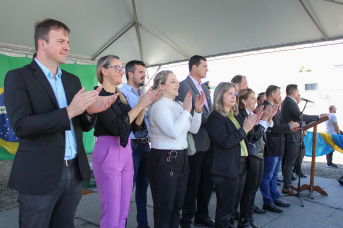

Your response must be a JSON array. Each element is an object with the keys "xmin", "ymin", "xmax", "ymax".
[{"xmin": 92, "ymin": 136, "xmax": 134, "ymax": 228}]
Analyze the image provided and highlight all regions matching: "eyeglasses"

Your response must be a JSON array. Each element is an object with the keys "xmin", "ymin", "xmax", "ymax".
[{"xmin": 105, "ymin": 65, "xmax": 125, "ymax": 73}]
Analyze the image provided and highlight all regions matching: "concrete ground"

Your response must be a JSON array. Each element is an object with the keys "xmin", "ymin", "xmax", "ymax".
[{"xmin": 1, "ymin": 173, "xmax": 342, "ymax": 228}]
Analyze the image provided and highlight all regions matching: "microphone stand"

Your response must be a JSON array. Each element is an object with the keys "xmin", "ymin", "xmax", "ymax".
[{"xmin": 295, "ymin": 100, "xmax": 309, "ymax": 207}]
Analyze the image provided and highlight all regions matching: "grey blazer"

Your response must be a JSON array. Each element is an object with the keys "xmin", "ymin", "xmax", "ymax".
[{"xmin": 176, "ymin": 76, "xmax": 212, "ymax": 152}]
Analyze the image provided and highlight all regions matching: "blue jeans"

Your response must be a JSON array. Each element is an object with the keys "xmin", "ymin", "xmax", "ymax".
[
  {"xmin": 259, "ymin": 156, "xmax": 282, "ymax": 205},
  {"xmin": 132, "ymin": 140, "xmax": 150, "ymax": 227}
]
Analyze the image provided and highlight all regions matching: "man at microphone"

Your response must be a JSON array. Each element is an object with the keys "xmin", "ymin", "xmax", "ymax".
[{"xmin": 281, "ymin": 84, "xmax": 327, "ymax": 196}]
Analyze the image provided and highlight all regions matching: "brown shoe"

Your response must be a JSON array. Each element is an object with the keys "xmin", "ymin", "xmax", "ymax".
[
  {"xmin": 291, "ymin": 184, "xmax": 298, "ymax": 191},
  {"xmin": 282, "ymin": 188, "xmax": 298, "ymax": 196}
]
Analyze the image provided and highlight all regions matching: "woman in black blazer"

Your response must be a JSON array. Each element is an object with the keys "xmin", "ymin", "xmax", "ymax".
[
  {"xmin": 206, "ymin": 82, "xmax": 258, "ymax": 228},
  {"xmin": 237, "ymin": 89, "xmax": 276, "ymax": 228}
]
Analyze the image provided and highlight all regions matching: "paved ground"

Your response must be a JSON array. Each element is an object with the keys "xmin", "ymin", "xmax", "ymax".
[{"xmin": 1, "ymin": 172, "xmax": 342, "ymax": 228}]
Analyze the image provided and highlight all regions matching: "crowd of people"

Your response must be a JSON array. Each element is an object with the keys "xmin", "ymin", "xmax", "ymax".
[{"xmin": 4, "ymin": 18, "xmax": 333, "ymax": 228}]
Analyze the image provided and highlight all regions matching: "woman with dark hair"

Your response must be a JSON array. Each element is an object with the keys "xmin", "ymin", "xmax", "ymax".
[
  {"xmin": 206, "ymin": 82, "xmax": 259, "ymax": 228},
  {"xmin": 237, "ymin": 89, "xmax": 277, "ymax": 228},
  {"xmin": 92, "ymin": 55, "xmax": 160, "ymax": 228}
]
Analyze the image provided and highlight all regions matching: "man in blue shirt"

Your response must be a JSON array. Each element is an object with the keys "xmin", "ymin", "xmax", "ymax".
[
  {"xmin": 4, "ymin": 19, "xmax": 117, "ymax": 228},
  {"xmin": 120, "ymin": 60, "xmax": 150, "ymax": 228}
]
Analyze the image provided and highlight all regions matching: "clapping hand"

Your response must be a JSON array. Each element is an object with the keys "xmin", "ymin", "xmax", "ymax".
[
  {"xmin": 194, "ymin": 91, "xmax": 206, "ymax": 112},
  {"xmin": 87, "ymin": 85, "xmax": 118, "ymax": 115},
  {"xmin": 183, "ymin": 90, "xmax": 192, "ymax": 112},
  {"xmin": 243, "ymin": 114, "xmax": 259, "ymax": 133},
  {"xmin": 261, "ymin": 105, "xmax": 272, "ymax": 121},
  {"xmin": 138, "ymin": 87, "xmax": 161, "ymax": 109},
  {"xmin": 253, "ymin": 105, "xmax": 264, "ymax": 114}
]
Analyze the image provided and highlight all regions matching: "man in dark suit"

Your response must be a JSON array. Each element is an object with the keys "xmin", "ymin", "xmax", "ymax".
[
  {"xmin": 4, "ymin": 19, "xmax": 116, "ymax": 228},
  {"xmin": 176, "ymin": 55, "xmax": 214, "ymax": 228},
  {"xmin": 281, "ymin": 84, "xmax": 326, "ymax": 195},
  {"xmin": 260, "ymin": 85, "xmax": 299, "ymax": 213}
]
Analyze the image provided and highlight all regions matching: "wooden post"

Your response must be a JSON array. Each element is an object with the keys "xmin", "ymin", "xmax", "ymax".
[
  {"xmin": 299, "ymin": 116, "xmax": 328, "ymax": 197},
  {"xmin": 310, "ymin": 126, "xmax": 317, "ymax": 196}
]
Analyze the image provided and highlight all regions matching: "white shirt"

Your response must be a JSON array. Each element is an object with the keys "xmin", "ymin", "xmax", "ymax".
[
  {"xmin": 189, "ymin": 75, "xmax": 210, "ymax": 112},
  {"xmin": 326, "ymin": 113, "xmax": 338, "ymax": 135},
  {"xmin": 149, "ymin": 97, "xmax": 202, "ymax": 150}
]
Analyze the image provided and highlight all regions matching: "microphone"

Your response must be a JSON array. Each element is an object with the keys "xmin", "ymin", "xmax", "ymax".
[{"xmin": 301, "ymin": 98, "xmax": 314, "ymax": 103}]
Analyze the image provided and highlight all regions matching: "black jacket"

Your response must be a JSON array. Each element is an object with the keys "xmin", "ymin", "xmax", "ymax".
[
  {"xmin": 4, "ymin": 60, "xmax": 94, "ymax": 195},
  {"xmin": 263, "ymin": 100, "xmax": 290, "ymax": 157},
  {"xmin": 281, "ymin": 96, "xmax": 319, "ymax": 143},
  {"xmin": 207, "ymin": 111, "xmax": 251, "ymax": 178},
  {"xmin": 239, "ymin": 109, "xmax": 267, "ymax": 158}
]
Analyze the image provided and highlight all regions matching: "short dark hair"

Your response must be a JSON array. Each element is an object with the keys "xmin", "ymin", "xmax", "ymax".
[
  {"xmin": 188, "ymin": 55, "xmax": 207, "ymax": 72},
  {"xmin": 329, "ymin": 105, "xmax": 336, "ymax": 111},
  {"xmin": 231, "ymin": 75, "xmax": 245, "ymax": 84},
  {"xmin": 257, "ymin": 92, "xmax": 265, "ymax": 101},
  {"xmin": 34, "ymin": 18, "xmax": 70, "ymax": 52},
  {"xmin": 286, "ymin": 84, "xmax": 298, "ymax": 96},
  {"xmin": 125, "ymin": 60, "xmax": 146, "ymax": 81},
  {"xmin": 266, "ymin": 85, "xmax": 280, "ymax": 98}
]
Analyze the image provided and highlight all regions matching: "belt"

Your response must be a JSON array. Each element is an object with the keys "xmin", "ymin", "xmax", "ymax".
[
  {"xmin": 64, "ymin": 157, "xmax": 78, "ymax": 166},
  {"xmin": 162, "ymin": 150, "xmax": 185, "ymax": 176},
  {"xmin": 131, "ymin": 138, "xmax": 149, "ymax": 143}
]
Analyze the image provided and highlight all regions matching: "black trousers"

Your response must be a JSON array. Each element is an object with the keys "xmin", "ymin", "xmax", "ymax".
[
  {"xmin": 326, "ymin": 151, "xmax": 334, "ymax": 165},
  {"xmin": 213, "ymin": 158, "xmax": 247, "ymax": 228},
  {"xmin": 148, "ymin": 148, "xmax": 190, "ymax": 228},
  {"xmin": 283, "ymin": 142, "xmax": 300, "ymax": 189},
  {"xmin": 240, "ymin": 156, "xmax": 264, "ymax": 219},
  {"xmin": 17, "ymin": 162, "xmax": 83, "ymax": 228},
  {"xmin": 180, "ymin": 150, "xmax": 214, "ymax": 225}
]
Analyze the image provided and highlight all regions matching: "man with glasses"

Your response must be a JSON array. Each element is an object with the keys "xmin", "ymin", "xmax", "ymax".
[{"xmin": 120, "ymin": 60, "xmax": 150, "ymax": 228}]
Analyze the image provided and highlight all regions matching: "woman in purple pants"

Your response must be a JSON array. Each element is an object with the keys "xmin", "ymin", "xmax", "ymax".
[{"xmin": 92, "ymin": 55, "xmax": 158, "ymax": 228}]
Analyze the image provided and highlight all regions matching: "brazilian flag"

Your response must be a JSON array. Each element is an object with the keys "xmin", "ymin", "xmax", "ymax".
[{"xmin": 0, "ymin": 54, "xmax": 98, "ymax": 160}]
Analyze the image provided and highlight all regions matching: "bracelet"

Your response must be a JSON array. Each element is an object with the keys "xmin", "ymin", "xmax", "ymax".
[
  {"xmin": 85, "ymin": 110, "xmax": 96, "ymax": 118},
  {"xmin": 129, "ymin": 112, "xmax": 135, "ymax": 119},
  {"xmin": 195, "ymin": 109, "xmax": 203, "ymax": 113}
]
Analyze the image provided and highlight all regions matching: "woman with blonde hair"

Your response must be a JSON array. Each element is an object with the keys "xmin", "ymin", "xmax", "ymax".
[
  {"xmin": 148, "ymin": 70, "xmax": 206, "ymax": 228},
  {"xmin": 206, "ymin": 82, "xmax": 259, "ymax": 228},
  {"xmin": 92, "ymin": 55, "xmax": 159, "ymax": 228}
]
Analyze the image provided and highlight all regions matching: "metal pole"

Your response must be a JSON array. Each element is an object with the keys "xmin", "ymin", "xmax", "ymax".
[
  {"xmin": 132, "ymin": 0, "xmax": 144, "ymax": 61},
  {"xmin": 92, "ymin": 23, "xmax": 135, "ymax": 60},
  {"xmin": 299, "ymin": 0, "xmax": 328, "ymax": 40}
]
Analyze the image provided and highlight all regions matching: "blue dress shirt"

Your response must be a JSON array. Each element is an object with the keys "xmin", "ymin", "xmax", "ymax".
[
  {"xmin": 120, "ymin": 83, "xmax": 149, "ymax": 139},
  {"xmin": 35, "ymin": 59, "xmax": 78, "ymax": 160}
]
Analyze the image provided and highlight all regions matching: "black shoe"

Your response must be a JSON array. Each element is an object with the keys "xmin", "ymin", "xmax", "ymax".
[
  {"xmin": 263, "ymin": 203, "xmax": 283, "ymax": 213},
  {"xmin": 327, "ymin": 163, "xmax": 338, "ymax": 168},
  {"xmin": 237, "ymin": 218, "xmax": 251, "ymax": 228},
  {"xmin": 292, "ymin": 174, "xmax": 297, "ymax": 181},
  {"xmin": 274, "ymin": 199, "xmax": 290, "ymax": 207},
  {"xmin": 137, "ymin": 226, "xmax": 151, "ymax": 228},
  {"xmin": 193, "ymin": 217, "xmax": 215, "ymax": 227},
  {"xmin": 234, "ymin": 210, "xmax": 240, "ymax": 220},
  {"xmin": 249, "ymin": 215, "xmax": 261, "ymax": 228},
  {"xmin": 253, "ymin": 205, "xmax": 266, "ymax": 214},
  {"xmin": 277, "ymin": 182, "xmax": 281, "ymax": 186},
  {"xmin": 277, "ymin": 178, "xmax": 283, "ymax": 182}
]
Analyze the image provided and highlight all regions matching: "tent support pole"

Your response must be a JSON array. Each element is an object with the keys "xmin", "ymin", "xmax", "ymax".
[
  {"xmin": 299, "ymin": 0, "xmax": 328, "ymax": 40},
  {"xmin": 132, "ymin": 0, "xmax": 144, "ymax": 61},
  {"xmin": 140, "ymin": 23, "xmax": 190, "ymax": 59},
  {"xmin": 323, "ymin": 0, "xmax": 343, "ymax": 6},
  {"xmin": 92, "ymin": 23, "xmax": 135, "ymax": 60}
]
